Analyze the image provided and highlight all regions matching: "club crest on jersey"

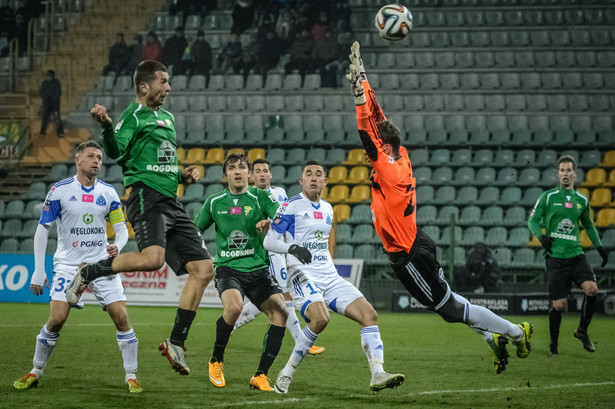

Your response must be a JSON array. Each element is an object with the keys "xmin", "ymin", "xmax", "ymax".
[
  {"xmin": 96, "ymin": 195, "xmax": 106, "ymax": 206},
  {"xmin": 82, "ymin": 194, "xmax": 94, "ymax": 202},
  {"xmin": 326, "ymin": 215, "xmax": 332, "ymax": 225},
  {"xmin": 244, "ymin": 205, "xmax": 253, "ymax": 215},
  {"xmin": 314, "ymin": 211, "xmax": 323, "ymax": 219},
  {"xmin": 230, "ymin": 207, "xmax": 241, "ymax": 215}
]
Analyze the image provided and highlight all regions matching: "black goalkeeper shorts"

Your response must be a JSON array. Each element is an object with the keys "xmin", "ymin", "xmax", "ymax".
[
  {"xmin": 546, "ymin": 254, "xmax": 596, "ymax": 300},
  {"xmin": 126, "ymin": 182, "xmax": 210, "ymax": 276},
  {"xmin": 214, "ymin": 266, "xmax": 282, "ymax": 308}
]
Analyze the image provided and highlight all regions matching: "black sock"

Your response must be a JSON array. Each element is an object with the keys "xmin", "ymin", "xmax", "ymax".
[
  {"xmin": 82, "ymin": 258, "xmax": 114, "ymax": 281},
  {"xmin": 170, "ymin": 308, "xmax": 196, "ymax": 348},
  {"xmin": 255, "ymin": 324, "xmax": 286, "ymax": 376},
  {"xmin": 549, "ymin": 307, "xmax": 562, "ymax": 345},
  {"xmin": 211, "ymin": 316, "xmax": 234, "ymax": 363},
  {"xmin": 579, "ymin": 295, "xmax": 597, "ymax": 332}
]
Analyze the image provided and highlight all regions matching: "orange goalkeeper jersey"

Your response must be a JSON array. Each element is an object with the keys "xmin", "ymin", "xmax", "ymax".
[{"xmin": 354, "ymin": 80, "xmax": 417, "ymax": 253}]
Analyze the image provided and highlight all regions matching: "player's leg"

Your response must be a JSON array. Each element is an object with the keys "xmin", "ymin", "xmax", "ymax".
[
  {"xmin": 250, "ymin": 287, "xmax": 287, "ymax": 391},
  {"xmin": 331, "ymin": 276, "xmax": 404, "ymax": 392},
  {"xmin": 106, "ymin": 300, "xmax": 141, "ymax": 393},
  {"xmin": 209, "ymin": 277, "xmax": 244, "ymax": 388},
  {"xmin": 575, "ymin": 280, "xmax": 598, "ymax": 352},
  {"xmin": 233, "ymin": 300, "xmax": 261, "ymax": 331},
  {"xmin": 14, "ymin": 297, "xmax": 69, "ymax": 390},
  {"xmin": 274, "ymin": 272, "xmax": 328, "ymax": 394},
  {"xmin": 546, "ymin": 257, "xmax": 572, "ymax": 357}
]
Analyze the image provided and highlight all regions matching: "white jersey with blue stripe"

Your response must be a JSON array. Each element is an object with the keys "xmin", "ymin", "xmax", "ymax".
[
  {"xmin": 40, "ymin": 176, "xmax": 123, "ymax": 275},
  {"xmin": 266, "ymin": 185, "xmax": 288, "ymax": 279},
  {"xmin": 271, "ymin": 192, "xmax": 335, "ymax": 276}
]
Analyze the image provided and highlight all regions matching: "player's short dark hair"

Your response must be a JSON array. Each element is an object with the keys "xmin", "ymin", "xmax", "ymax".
[
  {"xmin": 75, "ymin": 140, "xmax": 102, "ymax": 156},
  {"xmin": 223, "ymin": 152, "xmax": 251, "ymax": 175},
  {"xmin": 301, "ymin": 159, "xmax": 327, "ymax": 177},
  {"xmin": 557, "ymin": 154, "xmax": 577, "ymax": 171},
  {"xmin": 133, "ymin": 60, "xmax": 167, "ymax": 92},
  {"xmin": 252, "ymin": 158, "xmax": 271, "ymax": 170},
  {"xmin": 376, "ymin": 120, "xmax": 401, "ymax": 156}
]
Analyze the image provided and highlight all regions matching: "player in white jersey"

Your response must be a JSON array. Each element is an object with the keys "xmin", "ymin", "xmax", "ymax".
[
  {"xmin": 233, "ymin": 159, "xmax": 325, "ymax": 355},
  {"xmin": 13, "ymin": 141, "xmax": 142, "ymax": 394},
  {"xmin": 263, "ymin": 160, "xmax": 404, "ymax": 394}
]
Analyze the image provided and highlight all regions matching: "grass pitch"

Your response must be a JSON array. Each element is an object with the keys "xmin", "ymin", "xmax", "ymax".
[{"xmin": 2, "ymin": 303, "xmax": 614, "ymax": 408}]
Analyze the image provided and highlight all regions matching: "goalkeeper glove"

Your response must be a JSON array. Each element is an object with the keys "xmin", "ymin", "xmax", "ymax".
[
  {"xmin": 349, "ymin": 41, "xmax": 366, "ymax": 82},
  {"xmin": 347, "ymin": 63, "xmax": 366, "ymax": 105},
  {"xmin": 288, "ymin": 244, "xmax": 312, "ymax": 264},
  {"xmin": 597, "ymin": 246, "xmax": 609, "ymax": 268},
  {"xmin": 539, "ymin": 235, "xmax": 553, "ymax": 254}
]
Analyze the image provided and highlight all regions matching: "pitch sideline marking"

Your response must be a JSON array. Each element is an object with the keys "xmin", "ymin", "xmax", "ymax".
[
  {"xmin": 410, "ymin": 381, "xmax": 615, "ymax": 396},
  {"xmin": 211, "ymin": 397, "xmax": 314, "ymax": 407}
]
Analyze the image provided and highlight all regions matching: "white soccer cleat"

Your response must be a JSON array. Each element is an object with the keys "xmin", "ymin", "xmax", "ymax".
[
  {"xmin": 370, "ymin": 371, "xmax": 405, "ymax": 392},
  {"xmin": 158, "ymin": 339, "xmax": 190, "ymax": 375},
  {"xmin": 273, "ymin": 371, "xmax": 292, "ymax": 394},
  {"xmin": 65, "ymin": 263, "xmax": 89, "ymax": 306}
]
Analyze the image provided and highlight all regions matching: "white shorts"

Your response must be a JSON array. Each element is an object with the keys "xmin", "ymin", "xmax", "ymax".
[
  {"xmin": 50, "ymin": 268, "xmax": 126, "ymax": 309},
  {"xmin": 269, "ymin": 252, "xmax": 288, "ymax": 289},
  {"xmin": 287, "ymin": 266, "xmax": 363, "ymax": 320}
]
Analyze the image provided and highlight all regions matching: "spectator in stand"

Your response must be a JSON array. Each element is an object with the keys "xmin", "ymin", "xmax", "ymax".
[
  {"xmin": 103, "ymin": 33, "xmax": 132, "ymax": 76},
  {"xmin": 311, "ymin": 29, "xmax": 339, "ymax": 87},
  {"xmin": 39, "ymin": 70, "xmax": 64, "ymax": 138},
  {"xmin": 284, "ymin": 28, "xmax": 314, "ymax": 79},
  {"xmin": 231, "ymin": 0, "xmax": 255, "ymax": 36},
  {"xmin": 0, "ymin": 0, "xmax": 14, "ymax": 37},
  {"xmin": 323, "ymin": 19, "xmax": 355, "ymax": 87},
  {"xmin": 190, "ymin": 30, "xmax": 212, "ymax": 81},
  {"xmin": 275, "ymin": 6, "xmax": 298, "ymax": 42},
  {"xmin": 328, "ymin": 0, "xmax": 351, "ymax": 24},
  {"xmin": 217, "ymin": 33, "xmax": 242, "ymax": 74},
  {"xmin": 162, "ymin": 27, "xmax": 188, "ymax": 73},
  {"xmin": 252, "ymin": 29, "xmax": 285, "ymax": 79},
  {"xmin": 1, "ymin": 13, "xmax": 28, "ymax": 57},
  {"xmin": 237, "ymin": 33, "xmax": 259, "ymax": 80},
  {"xmin": 124, "ymin": 34, "xmax": 144, "ymax": 75},
  {"xmin": 141, "ymin": 31, "xmax": 162, "ymax": 62},
  {"xmin": 310, "ymin": 11, "xmax": 333, "ymax": 42}
]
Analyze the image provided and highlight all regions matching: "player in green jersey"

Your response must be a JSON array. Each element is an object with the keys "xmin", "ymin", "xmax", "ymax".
[
  {"xmin": 528, "ymin": 155, "xmax": 609, "ymax": 356},
  {"xmin": 69, "ymin": 60, "xmax": 215, "ymax": 376},
  {"xmin": 194, "ymin": 153, "xmax": 310, "ymax": 391}
]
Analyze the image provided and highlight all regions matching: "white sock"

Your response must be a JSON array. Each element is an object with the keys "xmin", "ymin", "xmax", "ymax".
[
  {"xmin": 285, "ymin": 301, "xmax": 302, "ymax": 342},
  {"xmin": 283, "ymin": 326, "xmax": 318, "ymax": 377},
  {"xmin": 33, "ymin": 325, "xmax": 59, "ymax": 369},
  {"xmin": 233, "ymin": 301, "xmax": 261, "ymax": 331},
  {"xmin": 116, "ymin": 328, "xmax": 138, "ymax": 375},
  {"xmin": 455, "ymin": 293, "xmax": 523, "ymax": 340},
  {"xmin": 360, "ymin": 326, "xmax": 384, "ymax": 377}
]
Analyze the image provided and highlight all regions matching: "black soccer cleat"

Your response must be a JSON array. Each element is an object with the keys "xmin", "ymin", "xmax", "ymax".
[{"xmin": 574, "ymin": 329, "xmax": 595, "ymax": 352}]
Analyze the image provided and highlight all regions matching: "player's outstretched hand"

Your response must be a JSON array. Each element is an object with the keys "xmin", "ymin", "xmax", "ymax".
[
  {"xmin": 346, "ymin": 63, "xmax": 366, "ymax": 105},
  {"xmin": 539, "ymin": 235, "xmax": 553, "ymax": 254},
  {"xmin": 182, "ymin": 164, "xmax": 200, "ymax": 184},
  {"xmin": 90, "ymin": 104, "xmax": 113, "ymax": 126},
  {"xmin": 289, "ymin": 244, "xmax": 312, "ymax": 264},
  {"xmin": 349, "ymin": 41, "xmax": 366, "ymax": 80},
  {"xmin": 598, "ymin": 246, "xmax": 609, "ymax": 267}
]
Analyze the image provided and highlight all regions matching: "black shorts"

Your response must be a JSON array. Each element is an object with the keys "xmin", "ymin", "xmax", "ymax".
[
  {"xmin": 214, "ymin": 266, "xmax": 282, "ymax": 308},
  {"xmin": 546, "ymin": 254, "xmax": 596, "ymax": 300},
  {"xmin": 126, "ymin": 182, "xmax": 210, "ymax": 276},
  {"xmin": 388, "ymin": 229, "xmax": 451, "ymax": 310}
]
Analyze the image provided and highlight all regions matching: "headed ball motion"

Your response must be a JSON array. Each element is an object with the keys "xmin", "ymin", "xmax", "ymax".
[{"xmin": 375, "ymin": 3, "xmax": 413, "ymax": 41}]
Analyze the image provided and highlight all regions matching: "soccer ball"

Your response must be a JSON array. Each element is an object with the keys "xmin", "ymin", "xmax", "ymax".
[{"xmin": 375, "ymin": 4, "xmax": 413, "ymax": 41}]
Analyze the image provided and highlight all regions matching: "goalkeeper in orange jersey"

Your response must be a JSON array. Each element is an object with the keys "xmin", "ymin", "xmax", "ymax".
[{"xmin": 346, "ymin": 41, "xmax": 532, "ymax": 374}]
